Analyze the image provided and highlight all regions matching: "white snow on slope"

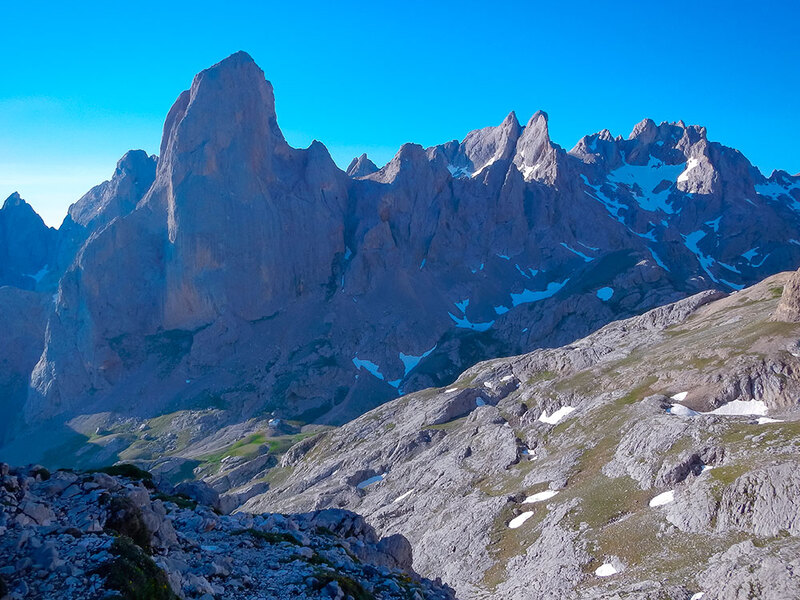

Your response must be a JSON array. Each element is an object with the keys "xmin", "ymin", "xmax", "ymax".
[
  {"xmin": 352, "ymin": 356, "xmax": 385, "ymax": 380},
  {"xmin": 508, "ymin": 511, "xmax": 534, "ymax": 529},
  {"xmin": 678, "ymin": 157, "xmax": 700, "ymax": 183},
  {"xmin": 596, "ymin": 287, "xmax": 614, "ymax": 301},
  {"xmin": 538, "ymin": 406, "xmax": 575, "ymax": 425},
  {"xmin": 595, "ymin": 563, "xmax": 618, "ymax": 577},
  {"xmin": 648, "ymin": 247, "xmax": 670, "ymax": 271},
  {"xmin": 672, "ymin": 392, "xmax": 688, "ymax": 401},
  {"xmin": 609, "ymin": 156, "xmax": 685, "ymax": 213},
  {"xmin": 561, "ymin": 242, "xmax": 594, "ymax": 262},
  {"xmin": 708, "ymin": 400, "xmax": 767, "ymax": 416},
  {"xmin": 393, "ymin": 490, "xmax": 413, "ymax": 503},
  {"xmin": 447, "ymin": 164, "xmax": 473, "ymax": 178},
  {"xmin": 523, "ymin": 490, "xmax": 559, "ymax": 504},
  {"xmin": 357, "ymin": 474, "xmax": 385, "ymax": 489},
  {"xmin": 510, "ymin": 278, "xmax": 569, "ymax": 307},
  {"xmin": 668, "ymin": 404, "xmax": 700, "ymax": 417},
  {"xmin": 399, "ymin": 345, "xmax": 437, "ymax": 377},
  {"xmin": 649, "ymin": 490, "xmax": 675, "ymax": 507},
  {"xmin": 448, "ymin": 312, "xmax": 494, "ymax": 332},
  {"xmin": 757, "ymin": 417, "xmax": 783, "ymax": 424}
]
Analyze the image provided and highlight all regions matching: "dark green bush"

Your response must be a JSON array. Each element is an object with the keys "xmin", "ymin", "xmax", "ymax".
[
  {"xmin": 95, "ymin": 537, "xmax": 176, "ymax": 600},
  {"xmin": 105, "ymin": 496, "xmax": 152, "ymax": 553},
  {"xmin": 92, "ymin": 464, "xmax": 154, "ymax": 485}
]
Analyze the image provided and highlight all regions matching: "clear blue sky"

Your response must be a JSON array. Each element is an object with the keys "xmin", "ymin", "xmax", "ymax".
[{"xmin": 2, "ymin": 0, "xmax": 798, "ymax": 226}]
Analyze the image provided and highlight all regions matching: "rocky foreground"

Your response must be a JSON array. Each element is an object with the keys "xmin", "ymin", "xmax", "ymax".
[{"xmin": 0, "ymin": 463, "xmax": 454, "ymax": 600}]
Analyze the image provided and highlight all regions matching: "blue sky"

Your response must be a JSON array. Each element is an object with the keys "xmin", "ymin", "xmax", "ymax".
[{"xmin": 1, "ymin": 0, "xmax": 798, "ymax": 226}]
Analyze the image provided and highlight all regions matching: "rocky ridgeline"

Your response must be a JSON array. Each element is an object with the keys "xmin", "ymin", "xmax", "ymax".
[{"xmin": 0, "ymin": 464, "xmax": 454, "ymax": 600}]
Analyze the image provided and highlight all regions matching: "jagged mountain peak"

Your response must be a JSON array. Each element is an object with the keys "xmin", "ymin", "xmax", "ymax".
[
  {"xmin": 157, "ymin": 50, "xmax": 288, "ymax": 187},
  {"xmin": 65, "ymin": 150, "xmax": 157, "ymax": 230},
  {"xmin": 513, "ymin": 109, "xmax": 561, "ymax": 183},
  {"xmin": 346, "ymin": 153, "xmax": 379, "ymax": 178},
  {"xmin": 2, "ymin": 191, "xmax": 25, "ymax": 209}
]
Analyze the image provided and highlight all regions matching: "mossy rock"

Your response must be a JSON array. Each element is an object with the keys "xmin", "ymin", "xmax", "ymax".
[{"xmin": 95, "ymin": 537, "xmax": 177, "ymax": 600}]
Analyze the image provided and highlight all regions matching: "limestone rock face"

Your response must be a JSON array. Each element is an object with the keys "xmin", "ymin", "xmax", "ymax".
[
  {"xmin": 0, "ymin": 288, "xmax": 49, "ymax": 443},
  {"xmin": 772, "ymin": 267, "xmax": 800, "ymax": 322}
]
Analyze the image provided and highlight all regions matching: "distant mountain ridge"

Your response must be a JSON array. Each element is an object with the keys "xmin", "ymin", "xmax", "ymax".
[{"xmin": 1, "ymin": 50, "xmax": 799, "ymax": 460}]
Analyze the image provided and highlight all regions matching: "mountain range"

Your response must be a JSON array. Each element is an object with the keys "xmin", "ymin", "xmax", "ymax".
[
  {"xmin": 2, "ymin": 52, "xmax": 799, "ymax": 464},
  {"xmin": 2, "ymin": 49, "xmax": 800, "ymax": 599}
]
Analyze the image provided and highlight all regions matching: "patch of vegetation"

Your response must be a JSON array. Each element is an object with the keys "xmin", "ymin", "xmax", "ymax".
[
  {"xmin": 311, "ymin": 570, "xmax": 374, "ymax": 600},
  {"xmin": 525, "ymin": 370, "xmax": 557, "ymax": 385},
  {"xmin": 200, "ymin": 433, "xmax": 268, "ymax": 465},
  {"xmin": 267, "ymin": 432, "xmax": 319, "ymax": 455},
  {"xmin": 152, "ymin": 492, "xmax": 197, "ymax": 510},
  {"xmin": 105, "ymin": 496, "xmax": 152, "ymax": 552},
  {"xmin": 569, "ymin": 474, "xmax": 647, "ymax": 529},
  {"xmin": 613, "ymin": 376, "xmax": 659, "ymax": 407},
  {"xmin": 481, "ymin": 499, "xmax": 546, "ymax": 590},
  {"xmin": 31, "ymin": 466, "xmax": 50, "ymax": 480},
  {"xmin": 232, "ymin": 528, "xmax": 300, "ymax": 545},
  {"xmin": 92, "ymin": 464, "xmax": 153, "ymax": 485},
  {"xmin": 94, "ymin": 537, "xmax": 177, "ymax": 600},
  {"xmin": 709, "ymin": 463, "xmax": 750, "ymax": 487}
]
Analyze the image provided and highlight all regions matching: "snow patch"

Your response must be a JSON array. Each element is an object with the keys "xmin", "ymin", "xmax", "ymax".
[
  {"xmin": 648, "ymin": 247, "xmax": 670, "ymax": 271},
  {"xmin": 596, "ymin": 287, "xmax": 614, "ymax": 301},
  {"xmin": 595, "ymin": 563, "xmax": 618, "ymax": 577},
  {"xmin": 352, "ymin": 356, "xmax": 385, "ymax": 381},
  {"xmin": 538, "ymin": 406, "xmax": 575, "ymax": 425},
  {"xmin": 678, "ymin": 157, "xmax": 700, "ymax": 183},
  {"xmin": 510, "ymin": 278, "xmax": 569, "ymax": 307},
  {"xmin": 399, "ymin": 345, "xmax": 437, "ymax": 377},
  {"xmin": 27, "ymin": 265, "xmax": 49, "ymax": 283},
  {"xmin": 609, "ymin": 155, "xmax": 685, "ymax": 213},
  {"xmin": 447, "ymin": 164, "xmax": 472, "ymax": 178},
  {"xmin": 523, "ymin": 490, "xmax": 558, "ymax": 504},
  {"xmin": 708, "ymin": 400, "xmax": 767, "ymax": 416},
  {"xmin": 393, "ymin": 490, "xmax": 413, "ymax": 503},
  {"xmin": 668, "ymin": 404, "xmax": 699, "ymax": 417},
  {"xmin": 561, "ymin": 242, "xmax": 594, "ymax": 262},
  {"xmin": 757, "ymin": 417, "xmax": 783, "ymax": 424},
  {"xmin": 357, "ymin": 474, "xmax": 385, "ymax": 489},
  {"xmin": 448, "ymin": 312, "xmax": 494, "ymax": 332},
  {"xmin": 649, "ymin": 490, "xmax": 675, "ymax": 507},
  {"xmin": 671, "ymin": 392, "xmax": 688, "ymax": 402},
  {"xmin": 508, "ymin": 511, "xmax": 534, "ymax": 529},
  {"xmin": 445, "ymin": 387, "xmax": 458, "ymax": 393}
]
